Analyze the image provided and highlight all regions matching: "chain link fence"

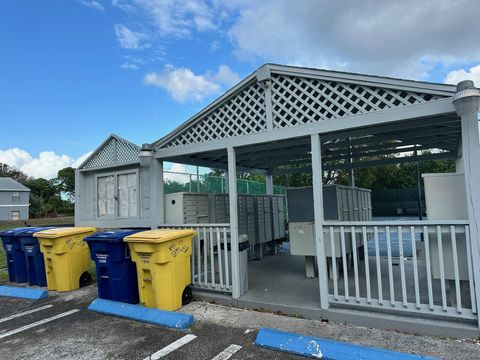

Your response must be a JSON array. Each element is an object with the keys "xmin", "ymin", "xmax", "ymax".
[
  {"xmin": 371, "ymin": 188, "xmax": 425, "ymax": 217},
  {"xmin": 164, "ymin": 171, "xmax": 285, "ymax": 195}
]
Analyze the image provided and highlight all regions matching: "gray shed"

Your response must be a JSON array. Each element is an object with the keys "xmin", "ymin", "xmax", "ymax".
[
  {"xmin": 0, "ymin": 177, "xmax": 30, "ymax": 220},
  {"xmin": 75, "ymin": 134, "xmax": 151, "ymax": 228}
]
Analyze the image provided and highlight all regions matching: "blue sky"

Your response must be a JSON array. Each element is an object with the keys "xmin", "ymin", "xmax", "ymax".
[{"xmin": 1, "ymin": 0, "xmax": 479, "ymax": 178}]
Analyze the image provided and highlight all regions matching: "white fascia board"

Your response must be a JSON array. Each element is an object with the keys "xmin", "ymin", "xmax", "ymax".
[
  {"xmin": 155, "ymin": 97, "xmax": 455, "ymax": 159},
  {"xmin": 267, "ymin": 64, "xmax": 456, "ymax": 96},
  {"xmin": 0, "ymin": 204, "xmax": 30, "ymax": 207},
  {"xmin": 0, "ymin": 189, "xmax": 30, "ymax": 192}
]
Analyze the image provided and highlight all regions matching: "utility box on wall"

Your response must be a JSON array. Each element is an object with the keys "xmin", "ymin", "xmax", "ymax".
[{"xmin": 423, "ymin": 173, "xmax": 469, "ymax": 281}]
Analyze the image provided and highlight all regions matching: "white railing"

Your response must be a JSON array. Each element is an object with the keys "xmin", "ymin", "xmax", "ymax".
[
  {"xmin": 323, "ymin": 220, "xmax": 476, "ymax": 320},
  {"xmin": 158, "ymin": 223, "xmax": 232, "ymax": 293}
]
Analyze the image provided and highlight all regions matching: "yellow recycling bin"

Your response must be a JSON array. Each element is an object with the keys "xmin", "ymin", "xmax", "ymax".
[
  {"xmin": 34, "ymin": 227, "xmax": 96, "ymax": 292},
  {"xmin": 124, "ymin": 229, "xmax": 196, "ymax": 311}
]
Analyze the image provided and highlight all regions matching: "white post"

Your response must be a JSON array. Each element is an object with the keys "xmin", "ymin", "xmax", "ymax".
[
  {"xmin": 347, "ymin": 137, "xmax": 355, "ymax": 187},
  {"xmin": 227, "ymin": 147, "xmax": 241, "ymax": 298},
  {"xmin": 224, "ymin": 170, "xmax": 229, "ymax": 193},
  {"xmin": 158, "ymin": 160, "xmax": 165, "ymax": 224},
  {"xmin": 74, "ymin": 169, "xmax": 84, "ymax": 225},
  {"xmin": 311, "ymin": 133, "xmax": 330, "ymax": 310},
  {"xmin": 196, "ymin": 166, "xmax": 200, "ymax": 192},
  {"xmin": 453, "ymin": 80, "xmax": 480, "ymax": 330},
  {"xmin": 149, "ymin": 158, "xmax": 164, "ymax": 228},
  {"xmin": 266, "ymin": 174, "xmax": 274, "ymax": 195}
]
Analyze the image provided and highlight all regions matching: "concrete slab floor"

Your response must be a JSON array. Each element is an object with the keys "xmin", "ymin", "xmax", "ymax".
[{"xmin": 241, "ymin": 254, "xmax": 320, "ymax": 310}]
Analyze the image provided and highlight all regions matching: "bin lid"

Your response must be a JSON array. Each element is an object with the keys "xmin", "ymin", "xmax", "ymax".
[
  {"xmin": 15, "ymin": 227, "xmax": 54, "ymax": 236},
  {"xmin": 124, "ymin": 229, "xmax": 196, "ymax": 243},
  {"xmin": 0, "ymin": 227, "xmax": 31, "ymax": 237},
  {"xmin": 84, "ymin": 229, "xmax": 141, "ymax": 243},
  {"xmin": 33, "ymin": 227, "xmax": 96, "ymax": 238}
]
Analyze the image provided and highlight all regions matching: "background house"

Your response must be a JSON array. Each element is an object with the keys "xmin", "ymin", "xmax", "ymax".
[{"xmin": 0, "ymin": 177, "xmax": 30, "ymax": 220}]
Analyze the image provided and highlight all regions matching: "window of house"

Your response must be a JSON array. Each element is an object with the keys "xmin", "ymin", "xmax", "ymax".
[
  {"xmin": 12, "ymin": 192, "xmax": 20, "ymax": 203},
  {"xmin": 11, "ymin": 211, "xmax": 20, "ymax": 220},
  {"xmin": 96, "ymin": 171, "xmax": 138, "ymax": 219}
]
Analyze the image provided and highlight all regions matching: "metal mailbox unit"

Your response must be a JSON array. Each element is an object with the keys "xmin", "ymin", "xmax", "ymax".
[
  {"xmin": 288, "ymin": 185, "xmax": 372, "ymax": 277},
  {"xmin": 211, "ymin": 193, "xmax": 286, "ymax": 257}
]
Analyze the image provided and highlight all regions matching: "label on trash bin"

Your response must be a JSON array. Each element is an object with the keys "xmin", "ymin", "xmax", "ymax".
[
  {"xmin": 139, "ymin": 253, "xmax": 151, "ymax": 264},
  {"xmin": 25, "ymin": 245, "xmax": 34, "ymax": 253},
  {"xmin": 5, "ymin": 244, "xmax": 12, "ymax": 252},
  {"xmin": 168, "ymin": 239, "xmax": 189, "ymax": 258},
  {"xmin": 65, "ymin": 239, "xmax": 76, "ymax": 250},
  {"xmin": 96, "ymin": 253, "xmax": 108, "ymax": 263}
]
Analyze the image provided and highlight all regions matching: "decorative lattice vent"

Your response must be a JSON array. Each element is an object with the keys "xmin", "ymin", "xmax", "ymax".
[
  {"xmin": 271, "ymin": 74, "xmax": 445, "ymax": 128},
  {"xmin": 165, "ymin": 81, "xmax": 267, "ymax": 148},
  {"xmin": 81, "ymin": 136, "xmax": 140, "ymax": 169}
]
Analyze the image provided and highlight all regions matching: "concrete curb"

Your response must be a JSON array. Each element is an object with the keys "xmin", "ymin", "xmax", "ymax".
[
  {"xmin": 88, "ymin": 298, "xmax": 194, "ymax": 329},
  {"xmin": 254, "ymin": 328, "xmax": 438, "ymax": 359},
  {"xmin": 0, "ymin": 285, "xmax": 48, "ymax": 300}
]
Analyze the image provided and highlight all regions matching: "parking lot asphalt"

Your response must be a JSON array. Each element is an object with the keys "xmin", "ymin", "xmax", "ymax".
[
  {"xmin": 0, "ymin": 286, "xmax": 299, "ymax": 360},
  {"xmin": 0, "ymin": 285, "xmax": 479, "ymax": 359}
]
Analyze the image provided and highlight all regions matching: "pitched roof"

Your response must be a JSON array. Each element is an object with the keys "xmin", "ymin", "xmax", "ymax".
[
  {"xmin": 0, "ymin": 177, "xmax": 30, "ymax": 191},
  {"xmin": 152, "ymin": 63, "xmax": 456, "ymax": 150},
  {"xmin": 77, "ymin": 134, "xmax": 141, "ymax": 170}
]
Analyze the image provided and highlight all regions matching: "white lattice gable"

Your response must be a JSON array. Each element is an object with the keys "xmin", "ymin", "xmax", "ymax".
[
  {"xmin": 78, "ymin": 135, "xmax": 140, "ymax": 170},
  {"xmin": 154, "ymin": 64, "xmax": 455, "ymax": 150}
]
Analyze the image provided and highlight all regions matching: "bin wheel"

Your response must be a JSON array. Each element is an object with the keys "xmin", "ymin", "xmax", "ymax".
[
  {"xmin": 79, "ymin": 272, "xmax": 92, "ymax": 287},
  {"xmin": 182, "ymin": 286, "xmax": 192, "ymax": 305}
]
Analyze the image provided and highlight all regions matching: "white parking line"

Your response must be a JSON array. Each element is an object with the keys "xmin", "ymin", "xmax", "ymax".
[
  {"xmin": 0, "ymin": 304, "xmax": 54, "ymax": 324},
  {"xmin": 211, "ymin": 344, "xmax": 243, "ymax": 360},
  {"xmin": 144, "ymin": 334, "xmax": 197, "ymax": 360},
  {"xmin": 0, "ymin": 309, "xmax": 80, "ymax": 339}
]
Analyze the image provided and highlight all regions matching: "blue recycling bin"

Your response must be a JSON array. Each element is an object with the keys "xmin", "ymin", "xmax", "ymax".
[
  {"xmin": 0, "ymin": 227, "xmax": 30, "ymax": 283},
  {"xmin": 85, "ymin": 229, "xmax": 142, "ymax": 304},
  {"xmin": 18, "ymin": 227, "xmax": 53, "ymax": 286}
]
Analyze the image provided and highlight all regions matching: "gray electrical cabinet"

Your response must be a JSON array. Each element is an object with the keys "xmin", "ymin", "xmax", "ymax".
[
  {"xmin": 423, "ymin": 173, "xmax": 469, "ymax": 281},
  {"xmin": 164, "ymin": 192, "xmax": 210, "ymax": 224},
  {"xmin": 287, "ymin": 185, "xmax": 371, "ymax": 277}
]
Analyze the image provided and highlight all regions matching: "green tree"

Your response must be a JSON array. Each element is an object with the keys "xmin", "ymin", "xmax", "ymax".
[
  {"xmin": 55, "ymin": 167, "xmax": 75, "ymax": 201},
  {"xmin": 0, "ymin": 163, "xmax": 28, "ymax": 183}
]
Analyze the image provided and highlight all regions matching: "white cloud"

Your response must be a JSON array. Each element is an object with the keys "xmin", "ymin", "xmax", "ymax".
[
  {"xmin": 211, "ymin": 64, "xmax": 241, "ymax": 87},
  {"xmin": 129, "ymin": 0, "xmax": 219, "ymax": 38},
  {"xmin": 444, "ymin": 65, "xmax": 480, "ymax": 87},
  {"xmin": 79, "ymin": 0, "xmax": 105, "ymax": 11},
  {"xmin": 114, "ymin": 24, "xmax": 149, "ymax": 49},
  {"xmin": 121, "ymin": 62, "xmax": 139, "ymax": 70},
  {"xmin": 225, "ymin": 0, "xmax": 480, "ymax": 78},
  {"xmin": 115, "ymin": 0, "xmax": 480, "ymax": 80},
  {"xmin": 0, "ymin": 148, "xmax": 92, "ymax": 180},
  {"xmin": 144, "ymin": 64, "xmax": 240, "ymax": 102},
  {"xmin": 164, "ymin": 163, "xmax": 190, "ymax": 183}
]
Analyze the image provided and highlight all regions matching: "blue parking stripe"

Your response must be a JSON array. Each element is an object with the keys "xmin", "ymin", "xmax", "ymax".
[
  {"xmin": 0, "ymin": 285, "xmax": 48, "ymax": 300},
  {"xmin": 254, "ymin": 328, "xmax": 438, "ymax": 359},
  {"xmin": 88, "ymin": 298, "xmax": 194, "ymax": 329}
]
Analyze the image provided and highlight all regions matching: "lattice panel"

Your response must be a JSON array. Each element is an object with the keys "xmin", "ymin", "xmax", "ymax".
[
  {"xmin": 271, "ymin": 74, "xmax": 446, "ymax": 128},
  {"xmin": 165, "ymin": 81, "xmax": 267, "ymax": 148},
  {"xmin": 81, "ymin": 137, "xmax": 140, "ymax": 169}
]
